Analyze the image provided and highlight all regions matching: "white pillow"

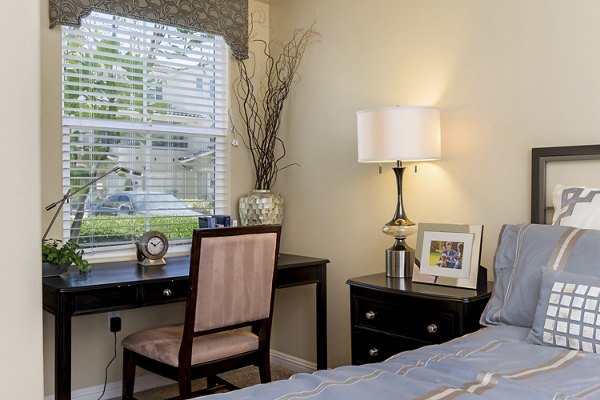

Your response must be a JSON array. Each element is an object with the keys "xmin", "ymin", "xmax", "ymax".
[{"xmin": 552, "ymin": 184, "xmax": 600, "ymax": 229}]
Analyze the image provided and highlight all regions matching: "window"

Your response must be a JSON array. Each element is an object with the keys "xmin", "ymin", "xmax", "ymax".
[{"xmin": 61, "ymin": 11, "xmax": 228, "ymax": 251}]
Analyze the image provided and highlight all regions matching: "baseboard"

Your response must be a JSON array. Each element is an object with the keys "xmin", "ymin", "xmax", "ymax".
[
  {"xmin": 44, "ymin": 351, "xmax": 315, "ymax": 399},
  {"xmin": 270, "ymin": 349, "xmax": 317, "ymax": 373},
  {"xmin": 44, "ymin": 374, "xmax": 174, "ymax": 400}
]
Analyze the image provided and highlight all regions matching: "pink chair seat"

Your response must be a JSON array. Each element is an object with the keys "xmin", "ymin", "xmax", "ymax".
[{"xmin": 122, "ymin": 325, "xmax": 259, "ymax": 367}]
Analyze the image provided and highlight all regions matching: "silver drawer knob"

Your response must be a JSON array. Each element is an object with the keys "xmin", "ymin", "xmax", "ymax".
[
  {"xmin": 163, "ymin": 288, "xmax": 172, "ymax": 297},
  {"xmin": 368, "ymin": 348, "xmax": 379, "ymax": 357},
  {"xmin": 365, "ymin": 311, "xmax": 376, "ymax": 320},
  {"xmin": 427, "ymin": 324, "xmax": 438, "ymax": 334}
]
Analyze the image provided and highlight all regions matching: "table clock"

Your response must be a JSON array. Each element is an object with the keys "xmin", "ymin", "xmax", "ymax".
[{"xmin": 137, "ymin": 230, "xmax": 168, "ymax": 266}]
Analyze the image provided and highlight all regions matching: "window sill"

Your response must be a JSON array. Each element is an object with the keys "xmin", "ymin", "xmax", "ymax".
[{"xmin": 84, "ymin": 242, "xmax": 192, "ymax": 264}]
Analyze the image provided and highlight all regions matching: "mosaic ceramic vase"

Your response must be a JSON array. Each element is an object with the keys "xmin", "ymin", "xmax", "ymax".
[{"xmin": 239, "ymin": 190, "xmax": 284, "ymax": 226}]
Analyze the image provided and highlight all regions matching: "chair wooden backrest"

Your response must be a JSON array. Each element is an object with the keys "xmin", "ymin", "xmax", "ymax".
[{"xmin": 179, "ymin": 225, "xmax": 281, "ymax": 366}]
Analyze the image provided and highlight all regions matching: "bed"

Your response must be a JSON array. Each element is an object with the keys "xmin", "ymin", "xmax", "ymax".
[{"xmin": 202, "ymin": 144, "xmax": 600, "ymax": 400}]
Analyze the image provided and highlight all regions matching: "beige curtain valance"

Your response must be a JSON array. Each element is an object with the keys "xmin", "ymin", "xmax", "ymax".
[{"xmin": 49, "ymin": 0, "xmax": 248, "ymax": 60}]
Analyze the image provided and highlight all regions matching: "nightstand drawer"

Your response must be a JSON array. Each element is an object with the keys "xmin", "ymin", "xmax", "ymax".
[
  {"xmin": 352, "ymin": 328, "xmax": 427, "ymax": 364},
  {"xmin": 141, "ymin": 280, "xmax": 188, "ymax": 305},
  {"xmin": 354, "ymin": 297, "xmax": 456, "ymax": 343}
]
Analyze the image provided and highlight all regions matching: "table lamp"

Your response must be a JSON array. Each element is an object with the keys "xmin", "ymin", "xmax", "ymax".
[
  {"xmin": 43, "ymin": 166, "xmax": 143, "ymax": 241},
  {"xmin": 357, "ymin": 106, "xmax": 441, "ymax": 278}
]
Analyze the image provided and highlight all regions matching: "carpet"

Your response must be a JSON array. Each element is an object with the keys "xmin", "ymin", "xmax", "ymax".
[{"xmin": 110, "ymin": 363, "xmax": 296, "ymax": 399}]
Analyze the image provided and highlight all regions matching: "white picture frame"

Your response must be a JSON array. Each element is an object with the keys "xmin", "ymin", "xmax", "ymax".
[{"xmin": 413, "ymin": 223, "xmax": 484, "ymax": 289}]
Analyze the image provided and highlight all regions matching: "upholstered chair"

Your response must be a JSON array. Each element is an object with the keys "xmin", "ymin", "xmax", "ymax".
[{"xmin": 121, "ymin": 225, "xmax": 282, "ymax": 399}]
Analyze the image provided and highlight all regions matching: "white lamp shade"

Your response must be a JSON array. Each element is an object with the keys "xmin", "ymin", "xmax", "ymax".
[{"xmin": 357, "ymin": 106, "xmax": 441, "ymax": 163}]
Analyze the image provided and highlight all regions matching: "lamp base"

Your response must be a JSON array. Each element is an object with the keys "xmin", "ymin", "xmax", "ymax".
[{"xmin": 386, "ymin": 237, "xmax": 415, "ymax": 278}]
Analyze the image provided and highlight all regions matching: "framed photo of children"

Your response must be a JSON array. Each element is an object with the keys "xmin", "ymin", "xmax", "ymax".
[{"xmin": 413, "ymin": 223, "xmax": 484, "ymax": 289}]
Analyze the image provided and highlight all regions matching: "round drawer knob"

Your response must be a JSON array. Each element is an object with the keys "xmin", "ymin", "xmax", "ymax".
[
  {"xmin": 365, "ymin": 311, "xmax": 376, "ymax": 320},
  {"xmin": 427, "ymin": 324, "xmax": 438, "ymax": 334},
  {"xmin": 368, "ymin": 348, "xmax": 379, "ymax": 357},
  {"xmin": 163, "ymin": 288, "xmax": 172, "ymax": 297}
]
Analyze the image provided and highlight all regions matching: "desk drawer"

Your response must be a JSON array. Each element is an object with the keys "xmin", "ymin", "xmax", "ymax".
[
  {"xmin": 276, "ymin": 265, "xmax": 319, "ymax": 287},
  {"xmin": 141, "ymin": 280, "xmax": 188, "ymax": 305},
  {"xmin": 73, "ymin": 286, "xmax": 137, "ymax": 314}
]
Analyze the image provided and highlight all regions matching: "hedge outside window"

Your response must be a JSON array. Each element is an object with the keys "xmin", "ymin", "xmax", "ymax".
[{"xmin": 61, "ymin": 11, "xmax": 228, "ymax": 250}]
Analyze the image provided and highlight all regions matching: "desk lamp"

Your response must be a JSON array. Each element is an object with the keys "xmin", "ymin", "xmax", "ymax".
[
  {"xmin": 43, "ymin": 166, "xmax": 143, "ymax": 241},
  {"xmin": 357, "ymin": 106, "xmax": 441, "ymax": 278}
]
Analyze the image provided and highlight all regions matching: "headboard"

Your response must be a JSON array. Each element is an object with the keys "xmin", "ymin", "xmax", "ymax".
[{"xmin": 531, "ymin": 144, "xmax": 600, "ymax": 224}]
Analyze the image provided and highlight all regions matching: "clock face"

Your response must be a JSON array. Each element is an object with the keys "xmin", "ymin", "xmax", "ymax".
[
  {"xmin": 147, "ymin": 236, "xmax": 165, "ymax": 256},
  {"xmin": 139, "ymin": 231, "xmax": 168, "ymax": 260}
]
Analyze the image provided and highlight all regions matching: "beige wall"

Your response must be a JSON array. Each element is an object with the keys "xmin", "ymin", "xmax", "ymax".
[
  {"xmin": 0, "ymin": 0, "xmax": 44, "ymax": 398},
  {"xmin": 38, "ymin": 0, "xmax": 600, "ymax": 395},
  {"xmin": 267, "ymin": 0, "xmax": 600, "ymax": 367}
]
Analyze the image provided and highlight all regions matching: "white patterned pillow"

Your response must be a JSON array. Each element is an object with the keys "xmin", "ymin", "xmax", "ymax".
[
  {"xmin": 552, "ymin": 184, "xmax": 600, "ymax": 229},
  {"xmin": 526, "ymin": 268, "xmax": 600, "ymax": 353}
]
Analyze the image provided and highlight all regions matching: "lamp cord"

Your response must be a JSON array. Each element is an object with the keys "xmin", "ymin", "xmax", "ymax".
[{"xmin": 96, "ymin": 332, "xmax": 117, "ymax": 400}]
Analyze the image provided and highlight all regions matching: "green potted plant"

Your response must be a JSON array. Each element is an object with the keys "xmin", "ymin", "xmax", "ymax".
[{"xmin": 42, "ymin": 239, "xmax": 90, "ymax": 276}]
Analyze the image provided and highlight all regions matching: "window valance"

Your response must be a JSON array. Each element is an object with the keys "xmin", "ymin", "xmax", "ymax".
[{"xmin": 49, "ymin": 0, "xmax": 248, "ymax": 60}]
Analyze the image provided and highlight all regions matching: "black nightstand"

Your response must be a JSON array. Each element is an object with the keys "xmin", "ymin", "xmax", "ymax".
[{"xmin": 347, "ymin": 273, "xmax": 493, "ymax": 365}]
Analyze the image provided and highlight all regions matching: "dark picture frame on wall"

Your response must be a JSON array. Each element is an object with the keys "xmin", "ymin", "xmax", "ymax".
[{"xmin": 413, "ymin": 223, "xmax": 484, "ymax": 289}]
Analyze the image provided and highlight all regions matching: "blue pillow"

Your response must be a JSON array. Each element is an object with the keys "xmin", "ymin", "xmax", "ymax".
[{"xmin": 481, "ymin": 224, "xmax": 600, "ymax": 328}]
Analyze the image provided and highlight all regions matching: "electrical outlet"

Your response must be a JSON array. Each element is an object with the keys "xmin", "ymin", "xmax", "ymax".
[{"xmin": 108, "ymin": 311, "xmax": 120, "ymax": 329}]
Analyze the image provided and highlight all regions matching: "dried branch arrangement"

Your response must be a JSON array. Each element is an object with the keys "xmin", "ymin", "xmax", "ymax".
[{"xmin": 233, "ymin": 23, "xmax": 319, "ymax": 190}]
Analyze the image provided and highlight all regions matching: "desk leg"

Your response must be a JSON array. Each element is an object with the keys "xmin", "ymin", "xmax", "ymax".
[
  {"xmin": 316, "ymin": 264, "xmax": 327, "ymax": 370},
  {"xmin": 55, "ymin": 297, "xmax": 72, "ymax": 400}
]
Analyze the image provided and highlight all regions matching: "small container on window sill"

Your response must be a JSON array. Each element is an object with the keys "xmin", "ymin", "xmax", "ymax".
[{"xmin": 42, "ymin": 262, "xmax": 70, "ymax": 277}]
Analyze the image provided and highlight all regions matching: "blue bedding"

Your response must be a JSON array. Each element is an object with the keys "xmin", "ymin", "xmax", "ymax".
[{"xmin": 203, "ymin": 326, "xmax": 600, "ymax": 399}]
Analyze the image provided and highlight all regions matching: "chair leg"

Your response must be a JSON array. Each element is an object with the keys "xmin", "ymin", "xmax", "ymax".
[
  {"xmin": 122, "ymin": 349, "xmax": 136, "ymax": 400},
  {"xmin": 178, "ymin": 369, "xmax": 192, "ymax": 400},
  {"xmin": 258, "ymin": 350, "xmax": 272, "ymax": 383}
]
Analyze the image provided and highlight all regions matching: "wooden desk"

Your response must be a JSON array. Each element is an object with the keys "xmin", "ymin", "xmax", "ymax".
[{"xmin": 43, "ymin": 253, "xmax": 329, "ymax": 400}]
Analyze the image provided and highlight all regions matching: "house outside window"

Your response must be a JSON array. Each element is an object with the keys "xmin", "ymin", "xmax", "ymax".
[{"xmin": 61, "ymin": 11, "xmax": 228, "ymax": 252}]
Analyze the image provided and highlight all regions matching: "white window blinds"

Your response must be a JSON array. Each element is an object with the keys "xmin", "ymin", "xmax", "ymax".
[{"xmin": 61, "ymin": 11, "xmax": 228, "ymax": 250}]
